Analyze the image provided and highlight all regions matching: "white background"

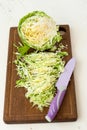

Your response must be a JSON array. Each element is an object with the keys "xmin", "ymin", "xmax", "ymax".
[{"xmin": 0, "ymin": 0, "xmax": 87, "ymax": 129}]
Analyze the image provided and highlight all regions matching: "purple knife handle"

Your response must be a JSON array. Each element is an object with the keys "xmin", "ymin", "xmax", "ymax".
[{"xmin": 45, "ymin": 89, "xmax": 66, "ymax": 122}]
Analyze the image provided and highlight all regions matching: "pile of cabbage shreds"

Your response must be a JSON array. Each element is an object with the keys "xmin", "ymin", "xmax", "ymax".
[
  {"xmin": 14, "ymin": 11, "xmax": 68, "ymax": 111},
  {"xmin": 15, "ymin": 51, "xmax": 67, "ymax": 111}
]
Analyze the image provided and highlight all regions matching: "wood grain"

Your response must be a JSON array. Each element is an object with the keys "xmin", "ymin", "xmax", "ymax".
[{"xmin": 3, "ymin": 25, "xmax": 77, "ymax": 123}]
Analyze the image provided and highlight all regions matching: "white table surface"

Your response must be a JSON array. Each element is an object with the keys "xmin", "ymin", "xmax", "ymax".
[{"xmin": 0, "ymin": 0, "xmax": 87, "ymax": 129}]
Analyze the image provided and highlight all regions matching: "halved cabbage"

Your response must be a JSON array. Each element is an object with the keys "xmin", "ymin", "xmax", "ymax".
[{"xmin": 18, "ymin": 11, "xmax": 62, "ymax": 51}]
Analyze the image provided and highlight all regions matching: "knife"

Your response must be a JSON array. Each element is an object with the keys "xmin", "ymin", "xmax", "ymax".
[{"xmin": 45, "ymin": 57, "xmax": 76, "ymax": 122}]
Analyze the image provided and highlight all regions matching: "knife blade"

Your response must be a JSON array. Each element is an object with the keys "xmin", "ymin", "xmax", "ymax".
[{"xmin": 45, "ymin": 57, "xmax": 76, "ymax": 122}]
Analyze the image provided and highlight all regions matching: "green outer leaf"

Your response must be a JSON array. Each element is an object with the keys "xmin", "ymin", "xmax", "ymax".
[{"xmin": 18, "ymin": 45, "xmax": 30, "ymax": 56}]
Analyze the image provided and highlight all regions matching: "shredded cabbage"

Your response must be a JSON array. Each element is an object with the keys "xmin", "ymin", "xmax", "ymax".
[{"xmin": 15, "ymin": 51, "xmax": 68, "ymax": 111}]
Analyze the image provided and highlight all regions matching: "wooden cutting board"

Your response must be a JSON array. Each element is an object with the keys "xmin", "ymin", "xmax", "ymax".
[{"xmin": 3, "ymin": 25, "xmax": 77, "ymax": 123}]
